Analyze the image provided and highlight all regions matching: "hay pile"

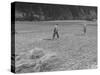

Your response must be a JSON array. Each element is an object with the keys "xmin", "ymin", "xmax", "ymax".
[{"xmin": 15, "ymin": 47, "xmax": 59, "ymax": 73}]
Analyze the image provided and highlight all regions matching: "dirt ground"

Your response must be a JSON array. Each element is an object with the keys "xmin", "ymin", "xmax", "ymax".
[{"xmin": 14, "ymin": 20, "xmax": 97, "ymax": 73}]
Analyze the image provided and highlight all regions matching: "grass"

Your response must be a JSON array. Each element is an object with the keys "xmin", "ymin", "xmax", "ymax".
[{"xmin": 13, "ymin": 20, "xmax": 97, "ymax": 73}]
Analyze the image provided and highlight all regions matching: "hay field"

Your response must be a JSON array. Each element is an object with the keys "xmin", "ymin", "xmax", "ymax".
[{"xmin": 14, "ymin": 20, "xmax": 97, "ymax": 73}]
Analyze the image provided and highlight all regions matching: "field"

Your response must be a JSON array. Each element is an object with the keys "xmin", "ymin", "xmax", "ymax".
[{"xmin": 14, "ymin": 20, "xmax": 97, "ymax": 73}]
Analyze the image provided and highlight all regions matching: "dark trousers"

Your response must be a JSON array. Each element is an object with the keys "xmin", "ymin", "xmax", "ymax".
[
  {"xmin": 53, "ymin": 32, "xmax": 59, "ymax": 39},
  {"xmin": 84, "ymin": 27, "xmax": 86, "ymax": 34}
]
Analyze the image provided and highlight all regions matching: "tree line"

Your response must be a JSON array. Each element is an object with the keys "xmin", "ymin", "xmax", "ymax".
[{"xmin": 15, "ymin": 2, "xmax": 97, "ymax": 21}]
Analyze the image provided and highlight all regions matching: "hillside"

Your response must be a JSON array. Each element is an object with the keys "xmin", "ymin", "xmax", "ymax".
[{"xmin": 14, "ymin": 2, "xmax": 97, "ymax": 21}]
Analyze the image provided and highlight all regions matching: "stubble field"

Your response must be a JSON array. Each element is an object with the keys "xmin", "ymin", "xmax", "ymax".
[{"xmin": 14, "ymin": 20, "xmax": 97, "ymax": 73}]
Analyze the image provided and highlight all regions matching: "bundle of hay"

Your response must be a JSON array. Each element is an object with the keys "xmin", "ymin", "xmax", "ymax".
[
  {"xmin": 15, "ymin": 47, "xmax": 59, "ymax": 73},
  {"xmin": 29, "ymin": 47, "xmax": 45, "ymax": 59}
]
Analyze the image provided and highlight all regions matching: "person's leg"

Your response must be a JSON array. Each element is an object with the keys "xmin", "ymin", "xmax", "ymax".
[
  {"xmin": 53, "ymin": 32, "xmax": 55, "ymax": 39},
  {"xmin": 56, "ymin": 32, "xmax": 59, "ymax": 39},
  {"xmin": 84, "ymin": 26, "xmax": 86, "ymax": 35}
]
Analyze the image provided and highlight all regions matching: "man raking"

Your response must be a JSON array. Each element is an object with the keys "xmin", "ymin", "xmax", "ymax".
[{"xmin": 52, "ymin": 24, "xmax": 59, "ymax": 39}]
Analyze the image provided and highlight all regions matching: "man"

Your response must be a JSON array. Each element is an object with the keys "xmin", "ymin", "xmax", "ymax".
[
  {"xmin": 83, "ymin": 24, "xmax": 87, "ymax": 35},
  {"xmin": 52, "ymin": 24, "xmax": 59, "ymax": 39}
]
